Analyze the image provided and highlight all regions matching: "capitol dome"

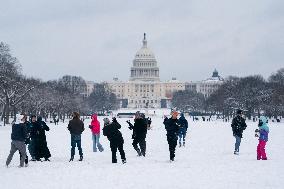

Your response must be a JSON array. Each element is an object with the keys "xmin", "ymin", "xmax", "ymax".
[
  {"xmin": 130, "ymin": 33, "xmax": 160, "ymax": 82},
  {"xmin": 135, "ymin": 34, "xmax": 155, "ymax": 59}
]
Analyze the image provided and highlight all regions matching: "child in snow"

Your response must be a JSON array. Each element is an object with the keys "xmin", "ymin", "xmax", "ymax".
[
  {"xmin": 89, "ymin": 114, "xmax": 104, "ymax": 152},
  {"xmin": 6, "ymin": 114, "xmax": 28, "ymax": 168},
  {"xmin": 255, "ymin": 116, "xmax": 269, "ymax": 160},
  {"xmin": 103, "ymin": 117, "xmax": 126, "ymax": 164}
]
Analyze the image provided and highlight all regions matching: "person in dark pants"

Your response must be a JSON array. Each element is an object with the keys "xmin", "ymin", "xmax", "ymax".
[
  {"xmin": 103, "ymin": 117, "xmax": 126, "ymax": 164},
  {"xmin": 163, "ymin": 110, "xmax": 180, "ymax": 162},
  {"xmin": 126, "ymin": 111, "xmax": 149, "ymax": 157},
  {"xmin": 68, "ymin": 112, "xmax": 85, "ymax": 162},
  {"xmin": 178, "ymin": 113, "xmax": 188, "ymax": 147},
  {"xmin": 30, "ymin": 116, "xmax": 51, "ymax": 161},
  {"xmin": 231, "ymin": 109, "xmax": 247, "ymax": 155},
  {"xmin": 19, "ymin": 115, "xmax": 31, "ymax": 166},
  {"xmin": 28, "ymin": 115, "xmax": 37, "ymax": 161},
  {"xmin": 6, "ymin": 114, "xmax": 28, "ymax": 168}
]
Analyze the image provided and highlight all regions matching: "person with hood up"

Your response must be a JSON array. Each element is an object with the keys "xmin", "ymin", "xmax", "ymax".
[
  {"xmin": 6, "ymin": 114, "xmax": 28, "ymax": 168},
  {"xmin": 68, "ymin": 112, "xmax": 85, "ymax": 162},
  {"xmin": 178, "ymin": 113, "xmax": 188, "ymax": 147},
  {"xmin": 255, "ymin": 116, "xmax": 269, "ymax": 160},
  {"xmin": 89, "ymin": 114, "xmax": 104, "ymax": 152},
  {"xmin": 231, "ymin": 109, "xmax": 247, "ymax": 155},
  {"xmin": 163, "ymin": 110, "xmax": 181, "ymax": 162},
  {"xmin": 30, "ymin": 116, "xmax": 51, "ymax": 161},
  {"xmin": 103, "ymin": 117, "xmax": 126, "ymax": 164}
]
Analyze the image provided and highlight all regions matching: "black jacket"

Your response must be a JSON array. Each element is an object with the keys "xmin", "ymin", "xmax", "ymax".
[
  {"xmin": 103, "ymin": 122, "xmax": 124, "ymax": 143},
  {"xmin": 163, "ymin": 117, "xmax": 180, "ymax": 139},
  {"xmin": 231, "ymin": 115, "xmax": 247, "ymax": 138},
  {"xmin": 30, "ymin": 121, "xmax": 50, "ymax": 140},
  {"xmin": 11, "ymin": 123, "xmax": 28, "ymax": 142},
  {"xmin": 133, "ymin": 118, "xmax": 148, "ymax": 139},
  {"xmin": 178, "ymin": 116, "xmax": 188, "ymax": 130},
  {"xmin": 68, "ymin": 118, "xmax": 85, "ymax": 135}
]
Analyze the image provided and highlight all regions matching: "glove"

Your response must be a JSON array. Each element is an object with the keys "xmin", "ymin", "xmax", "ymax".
[
  {"xmin": 126, "ymin": 120, "xmax": 133, "ymax": 130},
  {"xmin": 89, "ymin": 125, "xmax": 93, "ymax": 129},
  {"xmin": 112, "ymin": 117, "xmax": 117, "ymax": 123},
  {"xmin": 147, "ymin": 118, "xmax": 152, "ymax": 125}
]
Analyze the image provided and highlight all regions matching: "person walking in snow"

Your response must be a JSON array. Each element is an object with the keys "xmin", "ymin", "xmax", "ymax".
[
  {"xmin": 255, "ymin": 116, "xmax": 269, "ymax": 160},
  {"xmin": 68, "ymin": 112, "xmax": 85, "ymax": 162},
  {"xmin": 126, "ymin": 111, "xmax": 149, "ymax": 157},
  {"xmin": 89, "ymin": 114, "xmax": 104, "ymax": 152},
  {"xmin": 178, "ymin": 113, "xmax": 188, "ymax": 147},
  {"xmin": 231, "ymin": 109, "xmax": 247, "ymax": 155},
  {"xmin": 163, "ymin": 110, "xmax": 180, "ymax": 162},
  {"xmin": 103, "ymin": 117, "xmax": 126, "ymax": 164},
  {"xmin": 6, "ymin": 114, "xmax": 28, "ymax": 168}
]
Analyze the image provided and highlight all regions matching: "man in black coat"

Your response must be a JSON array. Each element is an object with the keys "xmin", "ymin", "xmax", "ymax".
[
  {"xmin": 163, "ymin": 111, "xmax": 180, "ymax": 161},
  {"xmin": 6, "ymin": 114, "xmax": 28, "ymax": 168},
  {"xmin": 231, "ymin": 109, "xmax": 247, "ymax": 155},
  {"xmin": 68, "ymin": 112, "xmax": 85, "ymax": 161},
  {"xmin": 126, "ymin": 111, "xmax": 149, "ymax": 157},
  {"xmin": 103, "ymin": 117, "xmax": 126, "ymax": 164}
]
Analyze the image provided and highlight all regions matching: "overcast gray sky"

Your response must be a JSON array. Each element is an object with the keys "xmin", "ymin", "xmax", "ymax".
[{"xmin": 0, "ymin": 0, "xmax": 283, "ymax": 82}]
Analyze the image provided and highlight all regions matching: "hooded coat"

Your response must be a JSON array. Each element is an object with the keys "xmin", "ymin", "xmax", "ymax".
[
  {"xmin": 258, "ymin": 116, "xmax": 269, "ymax": 142},
  {"xmin": 90, "ymin": 114, "xmax": 100, "ymax": 134}
]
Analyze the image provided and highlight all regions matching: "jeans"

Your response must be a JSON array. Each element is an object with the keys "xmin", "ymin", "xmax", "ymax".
[
  {"xmin": 178, "ymin": 129, "xmax": 187, "ymax": 145},
  {"xmin": 234, "ymin": 136, "xmax": 241, "ymax": 152},
  {"xmin": 71, "ymin": 134, "xmax": 83, "ymax": 157},
  {"xmin": 6, "ymin": 140, "xmax": 26, "ymax": 167},
  {"xmin": 92, "ymin": 133, "xmax": 104, "ymax": 152}
]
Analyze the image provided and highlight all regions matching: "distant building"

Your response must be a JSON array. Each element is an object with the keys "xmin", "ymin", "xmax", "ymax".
[
  {"xmin": 186, "ymin": 69, "xmax": 224, "ymax": 98},
  {"xmin": 85, "ymin": 34, "xmax": 224, "ymax": 108}
]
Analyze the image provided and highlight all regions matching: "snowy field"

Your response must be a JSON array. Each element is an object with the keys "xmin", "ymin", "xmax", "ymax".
[{"xmin": 0, "ymin": 112, "xmax": 284, "ymax": 189}]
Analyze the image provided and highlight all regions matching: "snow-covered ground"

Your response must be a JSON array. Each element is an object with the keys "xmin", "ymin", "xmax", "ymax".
[{"xmin": 0, "ymin": 113, "xmax": 283, "ymax": 189}]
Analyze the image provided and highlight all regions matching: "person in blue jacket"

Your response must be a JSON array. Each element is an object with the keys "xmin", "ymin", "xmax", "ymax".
[
  {"xmin": 178, "ymin": 113, "xmax": 188, "ymax": 147},
  {"xmin": 255, "ymin": 116, "xmax": 269, "ymax": 160}
]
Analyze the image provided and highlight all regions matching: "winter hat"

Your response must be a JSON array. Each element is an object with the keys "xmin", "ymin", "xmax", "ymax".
[
  {"xmin": 103, "ymin": 118, "xmax": 110, "ymax": 125},
  {"xmin": 236, "ymin": 109, "xmax": 243, "ymax": 115},
  {"xmin": 259, "ymin": 116, "xmax": 269, "ymax": 132}
]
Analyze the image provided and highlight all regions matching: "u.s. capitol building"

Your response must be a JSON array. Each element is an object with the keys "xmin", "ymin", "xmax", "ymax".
[{"xmin": 87, "ymin": 34, "xmax": 224, "ymax": 108}]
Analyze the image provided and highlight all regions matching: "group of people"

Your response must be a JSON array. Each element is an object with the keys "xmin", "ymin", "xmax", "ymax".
[
  {"xmin": 5, "ymin": 108, "xmax": 269, "ymax": 168},
  {"xmin": 67, "ymin": 110, "xmax": 188, "ymax": 163},
  {"xmin": 6, "ymin": 114, "xmax": 51, "ymax": 168},
  {"xmin": 231, "ymin": 109, "xmax": 269, "ymax": 160}
]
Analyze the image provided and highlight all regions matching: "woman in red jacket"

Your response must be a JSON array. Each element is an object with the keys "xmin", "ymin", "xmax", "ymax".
[{"xmin": 89, "ymin": 114, "xmax": 104, "ymax": 152}]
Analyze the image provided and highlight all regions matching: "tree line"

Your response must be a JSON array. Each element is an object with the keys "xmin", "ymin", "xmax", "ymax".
[
  {"xmin": 0, "ymin": 42, "xmax": 118, "ymax": 125},
  {"xmin": 172, "ymin": 69, "xmax": 284, "ymax": 120}
]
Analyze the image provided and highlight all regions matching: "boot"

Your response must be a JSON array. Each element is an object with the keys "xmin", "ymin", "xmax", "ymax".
[
  {"xmin": 183, "ymin": 142, "xmax": 185, "ymax": 147},
  {"xmin": 69, "ymin": 156, "xmax": 74, "ymax": 162},
  {"xmin": 44, "ymin": 158, "xmax": 50, "ymax": 162},
  {"xmin": 79, "ymin": 156, "xmax": 83, "ymax": 161},
  {"xmin": 179, "ymin": 142, "xmax": 182, "ymax": 147},
  {"xmin": 122, "ymin": 159, "xmax": 127, "ymax": 164}
]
